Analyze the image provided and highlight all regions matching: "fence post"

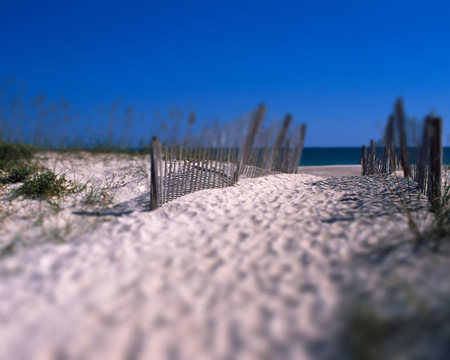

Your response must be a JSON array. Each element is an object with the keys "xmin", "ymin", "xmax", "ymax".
[
  {"xmin": 175, "ymin": 140, "xmax": 184, "ymax": 199},
  {"xmin": 280, "ymin": 139, "xmax": 290, "ymax": 173},
  {"xmin": 267, "ymin": 113, "xmax": 292, "ymax": 172},
  {"xmin": 382, "ymin": 115, "xmax": 395, "ymax": 174},
  {"xmin": 150, "ymin": 137, "xmax": 161, "ymax": 210},
  {"xmin": 294, "ymin": 124, "xmax": 307, "ymax": 174},
  {"xmin": 234, "ymin": 104, "xmax": 266, "ymax": 182},
  {"xmin": 416, "ymin": 116, "xmax": 431, "ymax": 193},
  {"xmin": 428, "ymin": 117, "xmax": 442, "ymax": 211},
  {"xmin": 394, "ymin": 99, "xmax": 411, "ymax": 178},
  {"xmin": 369, "ymin": 140, "xmax": 375, "ymax": 175},
  {"xmin": 361, "ymin": 145, "xmax": 367, "ymax": 175},
  {"xmin": 389, "ymin": 115, "xmax": 397, "ymax": 172}
]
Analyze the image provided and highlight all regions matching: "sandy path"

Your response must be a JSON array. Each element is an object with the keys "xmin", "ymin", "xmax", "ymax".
[
  {"xmin": 0, "ymin": 173, "xmax": 412, "ymax": 360},
  {"xmin": 297, "ymin": 165, "xmax": 361, "ymax": 177}
]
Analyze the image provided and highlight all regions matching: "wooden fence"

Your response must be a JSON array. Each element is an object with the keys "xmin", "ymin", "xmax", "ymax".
[
  {"xmin": 149, "ymin": 104, "xmax": 307, "ymax": 209},
  {"xmin": 362, "ymin": 98, "xmax": 443, "ymax": 209}
]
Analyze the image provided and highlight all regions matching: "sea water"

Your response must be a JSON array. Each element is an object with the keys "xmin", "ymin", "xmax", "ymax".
[{"xmin": 299, "ymin": 147, "xmax": 450, "ymax": 166}]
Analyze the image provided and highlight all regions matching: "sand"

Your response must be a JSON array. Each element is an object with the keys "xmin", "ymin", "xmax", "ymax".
[
  {"xmin": 0, "ymin": 154, "xmax": 447, "ymax": 359},
  {"xmin": 297, "ymin": 165, "xmax": 362, "ymax": 177}
]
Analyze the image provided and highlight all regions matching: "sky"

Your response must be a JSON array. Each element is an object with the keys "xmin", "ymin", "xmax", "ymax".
[{"xmin": 1, "ymin": 0, "xmax": 449, "ymax": 146}]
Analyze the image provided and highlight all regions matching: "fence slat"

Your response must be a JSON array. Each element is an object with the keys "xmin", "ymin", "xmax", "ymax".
[
  {"xmin": 382, "ymin": 115, "xmax": 394, "ymax": 174},
  {"xmin": 150, "ymin": 137, "xmax": 161, "ymax": 210},
  {"xmin": 235, "ymin": 104, "xmax": 266, "ymax": 182},
  {"xmin": 428, "ymin": 117, "xmax": 442, "ymax": 211},
  {"xmin": 267, "ymin": 114, "xmax": 292, "ymax": 172},
  {"xmin": 395, "ymin": 99, "xmax": 411, "ymax": 178},
  {"xmin": 168, "ymin": 143, "xmax": 175, "ymax": 201},
  {"xmin": 156, "ymin": 139, "xmax": 164, "ymax": 206},
  {"xmin": 368, "ymin": 140, "xmax": 375, "ymax": 175},
  {"xmin": 190, "ymin": 136, "xmax": 201, "ymax": 194},
  {"xmin": 416, "ymin": 117, "xmax": 431, "ymax": 193},
  {"xmin": 361, "ymin": 145, "xmax": 367, "ymax": 175},
  {"xmin": 175, "ymin": 141, "xmax": 183, "ymax": 199},
  {"xmin": 388, "ymin": 115, "xmax": 396, "ymax": 173},
  {"xmin": 294, "ymin": 124, "xmax": 307, "ymax": 174}
]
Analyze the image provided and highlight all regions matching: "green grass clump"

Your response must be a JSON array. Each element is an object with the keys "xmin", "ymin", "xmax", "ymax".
[
  {"xmin": 82, "ymin": 187, "xmax": 115, "ymax": 207},
  {"xmin": 13, "ymin": 170, "xmax": 86, "ymax": 199},
  {"xmin": 0, "ymin": 163, "xmax": 39, "ymax": 184},
  {"xmin": 0, "ymin": 142, "xmax": 37, "ymax": 170}
]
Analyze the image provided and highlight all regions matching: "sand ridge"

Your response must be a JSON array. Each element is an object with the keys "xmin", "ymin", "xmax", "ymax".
[{"xmin": 0, "ymin": 160, "xmax": 417, "ymax": 359}]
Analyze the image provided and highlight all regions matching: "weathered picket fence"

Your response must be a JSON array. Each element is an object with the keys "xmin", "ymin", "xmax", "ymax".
[
  {"xmin": 362, "ymin": 98, "xmax": 443, "ymax": 209},
  {"xmin": 149, "ymin": 104, "xmax": 307, "ymax": 210}
]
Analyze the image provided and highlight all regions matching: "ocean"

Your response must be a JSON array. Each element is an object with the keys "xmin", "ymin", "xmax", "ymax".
[{"xmin": 299, "ymin": 147, "xmax": 450, "ymax": 166}]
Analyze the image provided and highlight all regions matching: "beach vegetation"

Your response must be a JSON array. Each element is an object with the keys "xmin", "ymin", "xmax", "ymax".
[
  {"xmin": 374, "ymin": 152, "xmax": 450, "ymax": 249},
  {"xmin": 0, "ymin": 142, "xmax": 37, "ymax": 170},
  {"xmin": 13, "ymin": 169, "xmax": 86, "ymax": 199},
  {"xmin": 362, "ymin": 101, "xmax": 450, "ymax": 249},
  {"xmin": 79, "ymin": 174, "xmax": 122, "ymax": 214},
  {"xmin": 344, "ymin": 300, "xmax": 450, "ymax": 360},
  {"xmin": 81, "ymin": 185, "xmax": 115, "ymax": 208},
  {"xmin": 0, "ymin": 162, "xmax": 40, "ymax": 184},
  {"xmin": 425, "ymin": 178, "xmax": 450, "ymax": 244},
  {"xmin": 375, "ymin": 167, "xmax": 450, "ymax": 251},
  {"xmin": 374, "ymin": 168, "xmax": 422, "ymax": 240},
  {"xmin": 52, "ymin": 144, "xmax": 152, "ymax": 156}
]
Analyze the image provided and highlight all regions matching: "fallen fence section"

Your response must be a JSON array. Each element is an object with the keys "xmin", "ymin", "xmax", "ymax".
[
  {"xmin": 149, "ymin": 104, "xmax": 307, "ymax": 210},
  {"xmin": 362, "ymin": 98, "xmax": 443, "ymax": 207}
]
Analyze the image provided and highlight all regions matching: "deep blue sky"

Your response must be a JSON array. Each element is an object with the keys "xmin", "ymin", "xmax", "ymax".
[{"xmin": 1, "ymin": 0, "xmax": 449, "ymax": 146}]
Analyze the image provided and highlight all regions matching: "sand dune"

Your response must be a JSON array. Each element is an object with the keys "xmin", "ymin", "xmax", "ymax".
[{"xmin": 0, "ymin": 154, "xmax": 426, "ymax": 359}]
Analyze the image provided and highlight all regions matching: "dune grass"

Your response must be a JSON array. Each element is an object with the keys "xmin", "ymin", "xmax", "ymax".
[
  {"xmin": 426, "ymin": 178, "xmax": 450, "ymax": 243},
  {"xmin": 0, "ymin": 142, "xmax": 85, "ymax": 199},
  {"xmin": 12, "ymin": 169, "xmax": 86, "ymax": 199},
  {"xmin": 0, "ymin": 162, "xmax": 40, "ymax": 184},
  {"xmin": 0, "ymin": 142, "xmax": 37, "ymax": 169}
]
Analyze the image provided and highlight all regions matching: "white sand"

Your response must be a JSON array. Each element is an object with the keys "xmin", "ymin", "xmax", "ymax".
[
  {"xmin": 297, "ymin": 165, "xmax": 362, "ymax": 177},
  {"xmin": 0, "ymin": 155, "xmax": 440, "ymax": 359}
]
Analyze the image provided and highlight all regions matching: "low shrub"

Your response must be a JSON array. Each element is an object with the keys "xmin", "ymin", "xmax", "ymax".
[
  {"xmin": 13, "ymin": 169, "xmax": 86, "ymax": 199},
  {"xmin": 428, "ymin": 184, "xmax": 450, "ymax": 243},
  {"xmin": 0, "ymin": 163, "xmax": 39, "ymax": 184},
  {"xmin": 82, "ymin": 187, "xmax": 115, "ymax": 207}
]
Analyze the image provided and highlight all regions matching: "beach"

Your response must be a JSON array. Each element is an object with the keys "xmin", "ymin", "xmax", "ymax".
[
  {"xmin": 297, "ymin": 165, "xmax": 361, "ymax": 177},
  {"xmin": 0, "ymin": 153, "xmax": 448, "ymax": 359}
]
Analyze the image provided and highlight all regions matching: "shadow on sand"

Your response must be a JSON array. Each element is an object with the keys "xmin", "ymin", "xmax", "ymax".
[
  {"xmin": 312, "ymin": 175, "xmax": 427, "ymax": 223},
  {"xmin": 72, "ymin": 193, "xmax": 151, "ymax": 217}
]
